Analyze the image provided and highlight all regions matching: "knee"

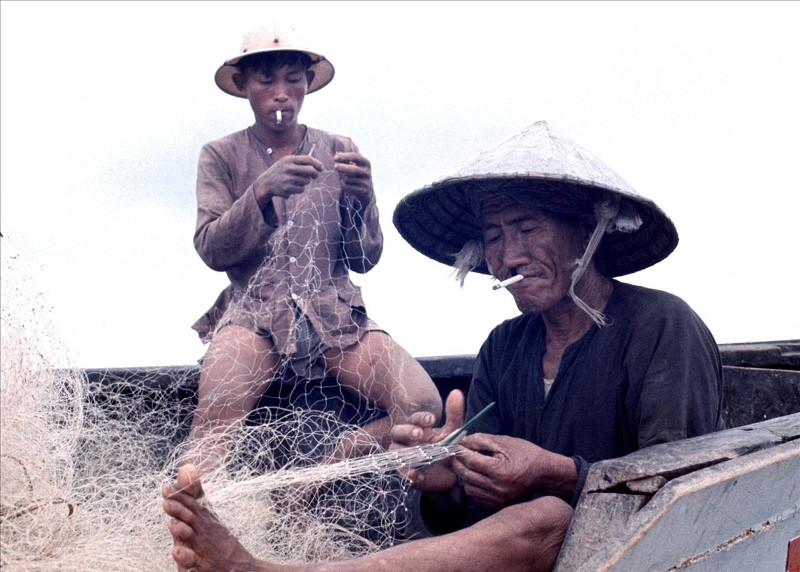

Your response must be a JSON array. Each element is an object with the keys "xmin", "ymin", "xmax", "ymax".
[
  {"xmin": 472, "ymin": 497, "xmax": 572, "ymax": 572},
  {"xmin": 525, "ymin": 496, "xmax": 573, "ymax": 569},
  {"xmin": 506, "ymin": 495, "xmax": 571, "ymax": 533},
  {"xmin": 418, "ymin": 391, "xmax": 444, "ymax": 422},
  {"xmin": 532, "ymin": 495, "xmax": 572, "ymax": 535},
  {"xmin": 392, "ymin": 353, "xmax": 443, "ymax": 420}
]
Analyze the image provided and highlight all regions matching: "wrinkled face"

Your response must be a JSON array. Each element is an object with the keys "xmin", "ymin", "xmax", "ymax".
[
  {"xmin": 234, "ymin": 63, "xmax": 311, "ymax": 130},
  {"xmin": 481, "ymin": 204, "xmax": 586, "ymax": 315}
]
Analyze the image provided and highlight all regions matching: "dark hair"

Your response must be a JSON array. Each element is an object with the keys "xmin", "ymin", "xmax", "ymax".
[{"xmin": 237, "ymin": 51, "xmax": 313, "ymax": 76}]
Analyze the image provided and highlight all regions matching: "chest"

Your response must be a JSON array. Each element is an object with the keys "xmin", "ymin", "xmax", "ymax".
[{"xmin": 496, "ymin": 345, "xmax": 630, "ymax": 447}]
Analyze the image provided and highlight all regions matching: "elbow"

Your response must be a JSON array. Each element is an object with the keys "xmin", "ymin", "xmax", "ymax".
[
  {"xmin": 197, "ymin": 249, "xmax": 229, "ymax": 272},
  {"xmin": 347, "ymin": 250, "xmax": 382, "ymax": 274},
  {"xmin": 203, "ymin": 255, "xmax": 231, "ymax": 273},
  {"xmin": 361, "ymin": 244, "xmax": 385, "ymax": 273},
  {"xmin": 194, "ymin": 234, "xmax": 232, "ymax": 272},
  {"xmin": 349, "ymin": 259, "xmax": 377, "ymax": 274}
]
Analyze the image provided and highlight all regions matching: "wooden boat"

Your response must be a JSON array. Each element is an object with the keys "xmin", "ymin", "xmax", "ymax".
[{"xmin": 83, "ymin": 340, "xmax": 800, "ymax": 571}]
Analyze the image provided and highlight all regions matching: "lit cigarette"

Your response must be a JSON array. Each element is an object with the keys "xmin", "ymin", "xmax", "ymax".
[
  {"xmin": 276, "ymin": 110, "xmax": 282, "ymax": 124},
  {"xmin": 492, "ymin": 275, "xmax": 524, "ymax": 290}
]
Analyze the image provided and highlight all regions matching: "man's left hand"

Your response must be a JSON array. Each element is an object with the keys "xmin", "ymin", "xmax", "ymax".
[
  {"xmin": 334, "ymin": 151, "xmax": 374, "ymax": 205},
  {"xmin": 453, "ymin": 434, "xmax": 573, "ymax": 509}
]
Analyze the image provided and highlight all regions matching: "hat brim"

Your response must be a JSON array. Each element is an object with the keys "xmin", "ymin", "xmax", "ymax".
[
  {"xmin": 392, "ymin": 174, "xmax": 678, "ymax": 278},
  {"xmin": 214, "ymin": 48, "xmax": 335, "ymax": 97}
]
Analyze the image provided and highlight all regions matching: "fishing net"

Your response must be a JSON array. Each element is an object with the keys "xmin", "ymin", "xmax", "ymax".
[{"xmin": 0, "ymin": 159, "xmax": 449, "ymax": 569}]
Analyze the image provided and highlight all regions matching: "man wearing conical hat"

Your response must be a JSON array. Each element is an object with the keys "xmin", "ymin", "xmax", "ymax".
[
  {"xmin": 164, "ymin": 123, "xmax": 724, "ymax": 571},
  {"xmin": 182, "ymin": 24, "xmax": 442, "ymax": 474}
]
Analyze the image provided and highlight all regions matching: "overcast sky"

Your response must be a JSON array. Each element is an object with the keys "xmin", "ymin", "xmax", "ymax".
[{"xmin": 2, "ymin": 1, "xmax": 798, "ymax": 368}]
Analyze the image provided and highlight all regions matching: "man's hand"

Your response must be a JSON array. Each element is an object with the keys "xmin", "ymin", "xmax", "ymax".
[
  {"xmin": 453, "ymin": 434, "xmax": 577, "ymax": 509},
  {"xmin": 253, "ymin": 154, "xmax": 323, "ymax": 208},
  {"xmin": 389, "ymin": 390, "xmax": 466, "ymax": 494},
  {"xmin": 334, "ymin": 151, "xmax": 374, "ymax": 205}
]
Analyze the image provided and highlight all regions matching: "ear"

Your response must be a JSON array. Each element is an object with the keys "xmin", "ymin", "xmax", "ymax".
[
  {"xmin": 305, "ymin": 69, "xmax": 315, "ymax": 90},
  {"xmin": 232, "ymin": 71, "xmax": 247, "ymax": 93}
]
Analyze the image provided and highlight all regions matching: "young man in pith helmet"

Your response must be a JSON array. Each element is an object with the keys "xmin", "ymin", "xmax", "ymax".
[
  {"xmin": 164, "ymin": 122, "xmax": 724, "ymax": 571},
  {"xmin": 183, "ymin": 24, "xmax": 442, "ymax": 474}
]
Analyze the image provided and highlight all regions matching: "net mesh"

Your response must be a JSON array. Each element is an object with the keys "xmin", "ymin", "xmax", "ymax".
[{"xmin": 1, "ymin": 157, "xmax": 446, "ymax": 569}]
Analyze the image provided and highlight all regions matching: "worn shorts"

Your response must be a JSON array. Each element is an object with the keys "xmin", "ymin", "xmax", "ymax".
[
  {"xmin": 284, "ymin": 307, "xmax": 386, "ymax": 382},
  {"xmin": 208, "ymin": 307, "xmax": 386, "ymax": 383},
  {"xmin": 286, "ymin": 307, "xmax": 328, "ymax": 381}
]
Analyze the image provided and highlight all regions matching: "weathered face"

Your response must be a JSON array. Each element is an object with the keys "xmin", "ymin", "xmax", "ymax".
[
  {"xmin": 481, "ymin": 204, "xmax": 586, "ymax": 315},
  {"xmin": 234, "ymin": 63, "xmax": 311, "ymax": 130}
]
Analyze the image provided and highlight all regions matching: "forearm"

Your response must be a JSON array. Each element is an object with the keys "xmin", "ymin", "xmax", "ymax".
[
  {"xmin": 341, "ymin": 195, "xmax": 383, "ymax": 272},
  {"xmin": 195, "ymin": 186, "xmax": 278, "ymax": 271},
  {"xmin": 531, "ymin": 450, "xmax": 579, "ymax": 498}
]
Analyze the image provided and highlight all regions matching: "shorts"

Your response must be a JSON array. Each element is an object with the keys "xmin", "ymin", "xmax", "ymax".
[
  {"xmin": 286, "ymin": 307, "xmax": 328, "ymax": 382},
  {"xmin": 208, "ymin": 307, "xmax": 386, "ymax": 383}
]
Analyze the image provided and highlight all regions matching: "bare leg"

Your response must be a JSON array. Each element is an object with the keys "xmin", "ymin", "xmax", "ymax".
[
  {"xmin": 162, "ymin": 464, "xmax": 572, "ymax": 572},
  {"xmin": 323, "ymin": 331, "xmax": 443, "ymax": 451},
  {"xmin": 183, "ymin": 325, "xmax": 280, "ymax": 475}
]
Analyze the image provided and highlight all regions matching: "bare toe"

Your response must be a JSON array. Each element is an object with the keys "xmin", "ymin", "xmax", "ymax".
[
  {"xmin": 171, "ymin": 543, "xmax": 197, "ymax": 568},
  {"xmin": 175, "ymin": 464, "xmax": 203, "ymax": 498},
  {"xmin": 163, "ymin": 463, "xmax": 265, "ymax": 572},
  {"xmin": 168, "ymin": 518, "xmax": 195, "ymax": 542}
]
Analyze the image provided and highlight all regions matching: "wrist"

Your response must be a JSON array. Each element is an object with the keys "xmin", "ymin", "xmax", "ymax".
[
  {"xmin": 254, "ymin": 185, "xmax": 272, "ymax": 210},
  {"xmin": 533, "ymin": 451, "xmax": 579, "ymax": 497}
]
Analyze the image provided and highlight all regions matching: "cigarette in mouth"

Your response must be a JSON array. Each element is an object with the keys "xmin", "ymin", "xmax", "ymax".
[
  {"xmin": 492, "ymin": 275, "xmax": 524, "ymax": 290},
  {"xmin": 276, "ymin": 110, "xmax": 282, "ymax": 124}
]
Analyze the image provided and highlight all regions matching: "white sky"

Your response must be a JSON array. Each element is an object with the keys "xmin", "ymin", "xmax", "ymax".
[{"xmin": 2, "ymin": 0, "xmax": 798, "ymax": 367}]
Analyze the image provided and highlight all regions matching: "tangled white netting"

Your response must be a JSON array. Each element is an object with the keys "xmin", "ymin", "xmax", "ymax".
[{"xmin": 1, "ymin": 157, "xmax": 450, "ymax": 569}]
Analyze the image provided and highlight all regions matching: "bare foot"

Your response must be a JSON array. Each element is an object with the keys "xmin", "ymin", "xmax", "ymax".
[{"xmin": 162, "ymin": 464, "xmax": 275, "ymax": 572}]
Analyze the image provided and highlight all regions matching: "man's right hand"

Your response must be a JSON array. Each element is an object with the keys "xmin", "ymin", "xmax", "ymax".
[
  {"xmin": 389, "ymin": 390, "xmax": 466, "ymax": 493},
  {"xmin": 253, "ymin": 154, "xmax": 323, "ymax": 208}
]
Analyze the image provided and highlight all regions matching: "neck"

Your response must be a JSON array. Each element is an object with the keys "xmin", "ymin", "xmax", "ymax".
[
  {"xmin": 543, "ymin": 271, "xmax": 613, "ymax": 349},
  {"xmin": 251, "ymin": 122, "xmax": 304, "ymax": 150}
]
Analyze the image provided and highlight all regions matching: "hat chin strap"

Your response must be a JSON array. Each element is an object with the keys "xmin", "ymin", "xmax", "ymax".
[
  {"xmin": 453, "ymin": 199, "xmax": 643, "ymax": 327},
  {"xmin": 568, "ymin": 200, "xmax": 642, "ymax": 328},
  {"xmin": 452, "ymin": 240, "xmax": 484, "ymax": 287}
]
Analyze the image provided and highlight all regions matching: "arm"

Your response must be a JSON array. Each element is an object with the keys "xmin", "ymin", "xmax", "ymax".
[
  {"xmin": 194, "ymin": 145, "xmax": 324, "ymax": 272},
  {"xmin": 193, "ymin": 144, "xmax": 279, "ymax": 271},
  {"xmin": 453, "ymin": 325, "xmax": 579, "ymax": 510},
  {"xmin": 388, "ymin": 391, "xmax": 468, "ymax": 531},
  {"xmin": 630, "ymin": 295, "xmax": 725, "ymax": 448},
  {"xmin": 454, "ymin": 434, "xmax": 578, "ymax": 509},
  {"xmin": 335, "ymin": 150, "xmax": 383, "ymax": 273}
]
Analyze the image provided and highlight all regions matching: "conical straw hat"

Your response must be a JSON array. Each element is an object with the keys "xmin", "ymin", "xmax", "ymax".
[{"xmin": 392, "ymin": 121, "xmax": 678, "ymax": 277}]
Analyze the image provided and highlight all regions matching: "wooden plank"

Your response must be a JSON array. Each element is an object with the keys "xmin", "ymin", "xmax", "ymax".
[
  {"xmin": 569, "ymin": 440, "xmax": 800, "ymax": 571},
  {"xmin": 584, "ymin": 414, "xmax": 800, "ymax": 492},
  {"xmin": 556, "ymin": 493, "xmax": 648, "ymax": 570},
  {"xmin": 724, "ymin": 367, "xmax": 800, "ymax": 428},
  {"xmin": 719, "ymin": 340, "xmax": 800, "ymax": 368},
  {"xmin": 676, "ymin": 518, "xmax": 800, "ymax": 572}
]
